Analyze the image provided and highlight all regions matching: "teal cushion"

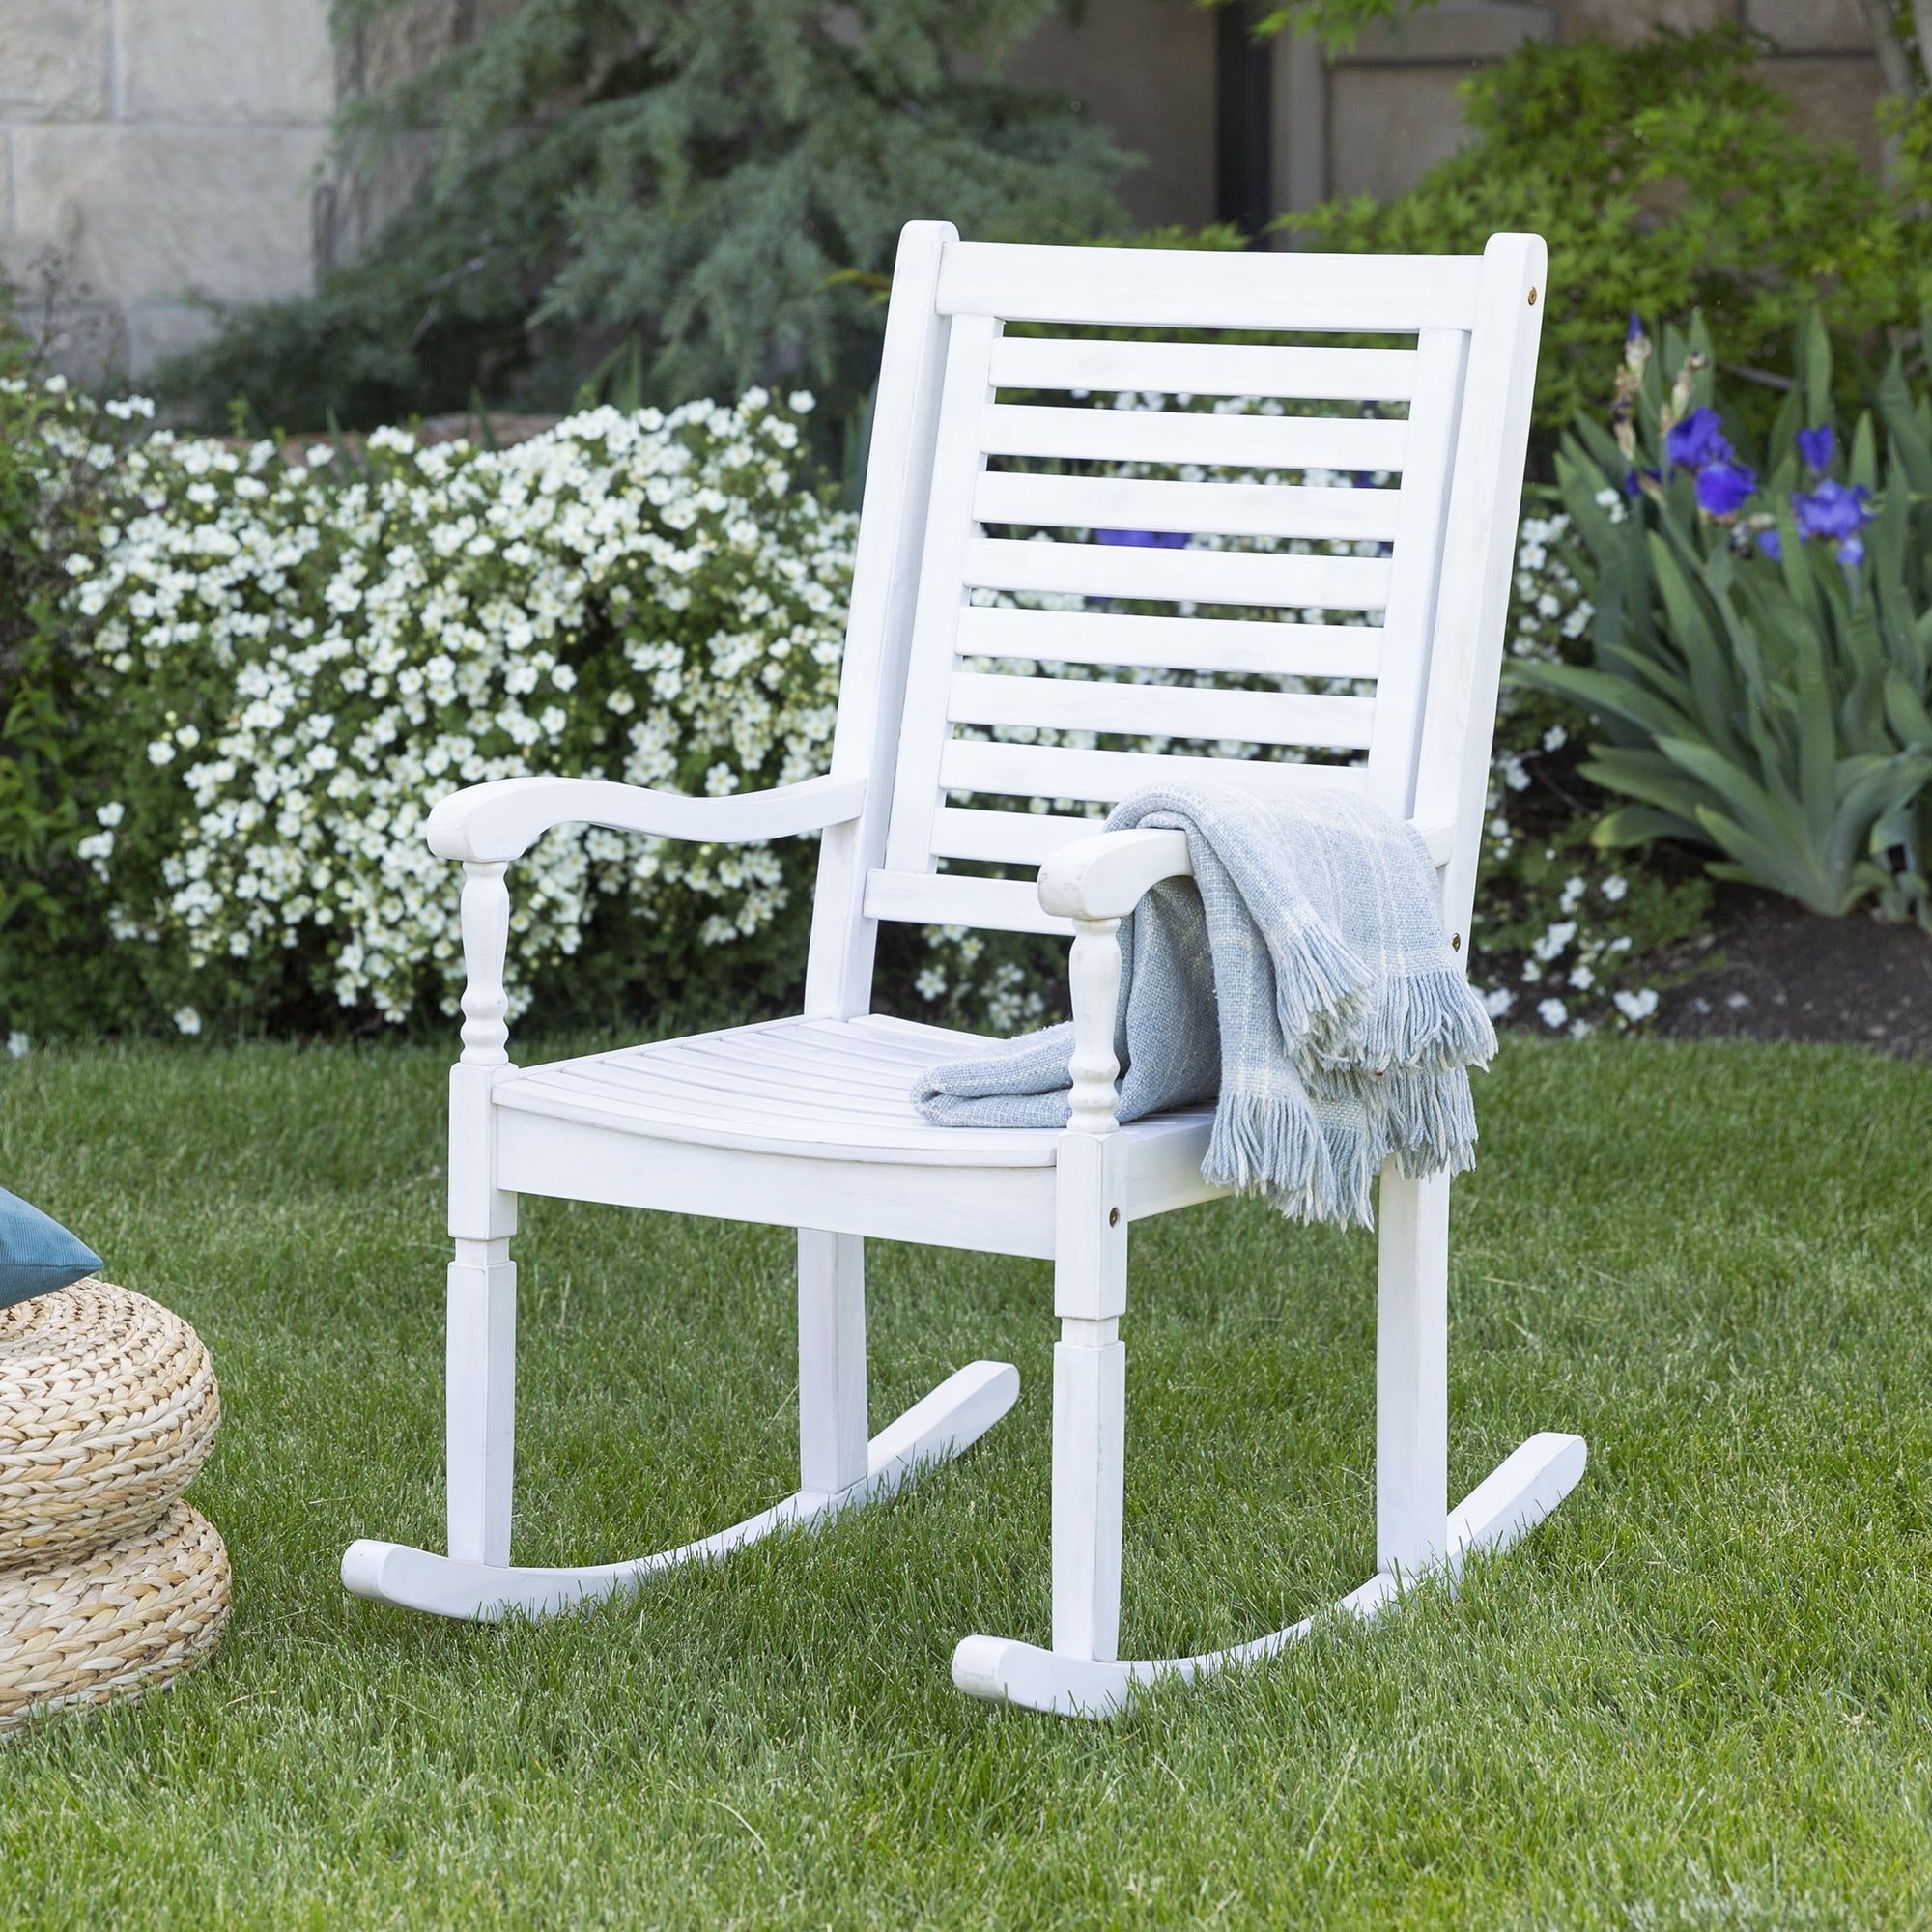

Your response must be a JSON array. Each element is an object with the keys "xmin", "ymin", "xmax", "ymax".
[{"xmin": 0, "ymin": 1187, "xmax": 101, "ymax": 1309}]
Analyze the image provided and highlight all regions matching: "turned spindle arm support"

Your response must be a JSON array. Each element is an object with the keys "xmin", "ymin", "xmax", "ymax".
[
  {"xmin": 1036, "ymin": 814, "xmax": 1454, "ymax": 1135},
  {"xmin": 433, "ymin": 774, "xmax": 867, "ymax": 1067}
]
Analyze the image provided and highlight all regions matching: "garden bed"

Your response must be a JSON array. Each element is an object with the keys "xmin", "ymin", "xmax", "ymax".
[{"xmin": 1654, "ymin": 890, "xmax": 1932, "ymax": 1058}]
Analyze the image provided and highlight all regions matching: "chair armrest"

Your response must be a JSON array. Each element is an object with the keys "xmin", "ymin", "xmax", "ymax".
[
  {"xmin": 1037, "ymin": 814, "xmax": 1457, "ymax": 922},
  {"xmin": 1037, "ymin": 829, "xmax": 1192, "ymax": 922},
  {"xmin": 425, "ymin": 773, "xmax": 867, "ymax": 864}
]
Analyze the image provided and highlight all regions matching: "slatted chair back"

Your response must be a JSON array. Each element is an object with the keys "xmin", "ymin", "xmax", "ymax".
[{"xmin": 805, "ymin": 225, "xmax": 1544, "ymax": 1019}]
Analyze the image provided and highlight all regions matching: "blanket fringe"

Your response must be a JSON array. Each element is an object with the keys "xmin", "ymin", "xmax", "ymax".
[{"xmin": 1307, "ymin": 966, "xmax": 1496, "ymax": 1082}]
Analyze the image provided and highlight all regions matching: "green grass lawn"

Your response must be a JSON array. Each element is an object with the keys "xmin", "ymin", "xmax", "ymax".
[{"xmin": 2, "ymin": 1037, "xmax": 1930, "ymax": 1928}]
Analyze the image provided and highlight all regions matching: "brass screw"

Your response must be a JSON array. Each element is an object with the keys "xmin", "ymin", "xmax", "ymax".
[
  {"xmin": 1527, "ymin": 287, "xmax": 1539, "ymax": 306},
  {"xmin": 1451, "ymin": 932, "xmax": 1462, "ymax": 951},
  {"xmin": 1108, "ymin": 1207, "xmax": 1121, "ymax": 1227}
]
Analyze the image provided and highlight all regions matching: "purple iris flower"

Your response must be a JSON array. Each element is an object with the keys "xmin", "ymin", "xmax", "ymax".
[
  {"xmin": 1621, "ymin": 467, "xmax": 1660, "ymax": 497},
  {"xmin": 1665, "ymin": 407, "xmax": 1733, "ymax": 472},
  {"xmin": 1838, "ymin": 535, "xmax": 1866, "ymax": 566},
  {"xmin": 1756, "ymin": 526, "xmax": 1782, "ymax": 560},
  {"xmin": 1694, "ymin": 460, "xmax": 1756, "ymax": 518},
  {"xmin": 1791, "ymin": 478, "xmax": 1872, "ymax": 544},
  {"xmin": 1096, "ymin": 528, "xmax": 1188, "ymax": 549},
  {"xmin": 1795, "ymin": 425, "xmax": 1834, "ymax": 475},
  {"xmin": 1627, "ymin": 310, "xmax": 1645, "ymax": 344}
]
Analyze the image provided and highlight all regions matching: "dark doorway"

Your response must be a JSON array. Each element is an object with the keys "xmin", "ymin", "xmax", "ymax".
[{"xmin": 1215, "ymin": 6, "xmax": 1274, "ymax": 243}]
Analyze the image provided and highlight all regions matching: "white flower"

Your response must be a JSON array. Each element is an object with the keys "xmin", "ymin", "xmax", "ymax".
[
  {"xmin": 1531, "ymin": 921, "xmax": 1577, "ymax": 962},
  {"xmin": 1541, "ymin": 724, "xmax": 1567, "ymax": 753},
  {"xmin": 1536, "ymin": 997, "xmax": 1568, "ymax": 1029},
  {"xmin": 1601, "ymin": 874, "xmax": 1628, "ymax": 902},
  {"xmin": 172, "ymin": 1006, "xmax": 203, "ymax": 1036},
  {"xmin": 1483, "ymin": 986, "xmax": 1515, "ymax": 1018},
  {"xmin": 5, "ymin": 1031, "xmax": 29, "ymax": 1059},
  {"xmin": 147, "ymin": 740, "xmax": 176, "ymax": 765},
  {"xmin": 96, "ymin": 801, "xmax": 126, "ymax": 827},
  {"xmin": 1613, "ymin": 987, "xmax": 1660, "ymax": 1023},
  {"xmin": 915, "ymin": 968, "xmax": 948, "ymax": 1001}
]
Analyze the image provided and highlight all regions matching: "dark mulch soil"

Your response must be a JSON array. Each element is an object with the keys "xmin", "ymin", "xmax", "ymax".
[{"xmin": 1651, "ymin": 887, "xmax": 1932, "ymax": 1059}]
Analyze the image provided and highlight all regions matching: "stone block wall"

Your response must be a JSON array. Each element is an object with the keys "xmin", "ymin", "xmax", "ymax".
[{"xmin": 0, "ymin": 0, "xmax": 339, "ymax": 378}]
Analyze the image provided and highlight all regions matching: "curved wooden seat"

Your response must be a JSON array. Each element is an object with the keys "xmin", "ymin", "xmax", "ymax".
[{"xmin": 494, "ymin": 1014, "xmax": 1067, "ymax": 1165}]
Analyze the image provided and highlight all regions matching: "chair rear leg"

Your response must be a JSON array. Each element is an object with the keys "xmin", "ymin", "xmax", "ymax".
[
  {"xmin": 1376, "ymin": 1166, "xmax": 1450, "ymax": 1578},
  {"xmin": 797, "ymin": 1230, "xmax": 868, "ymax": 1496}
]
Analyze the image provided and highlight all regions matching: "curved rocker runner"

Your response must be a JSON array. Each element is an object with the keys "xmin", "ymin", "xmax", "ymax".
[
  {"xmin": 342, "ymin": 222, "xmax": 1585, "ymax": 1717},
  {"xmin": 344, "ymin": 1359, "xmax": 1017, "ymax": 1621}
]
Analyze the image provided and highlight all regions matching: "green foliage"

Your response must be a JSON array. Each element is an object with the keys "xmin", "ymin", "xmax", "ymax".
[
  {"xmin": 0, "ymin": 368, "xmax": 163, "ymax": 1044},
  {"xmin": 1245, "ymin": 0, "xmax": 1437, "ymax": 54},
  {"xmin": 1281, "ymin": 31, "xmax": 1928, "ymax": 436},
  {"xmin": 1517, "ymin": 314, "xmax": 1932, "ymax": 922},
  {"xmin": 156, "ymin": 0, "xmax": 1131, "ymax": 432}
]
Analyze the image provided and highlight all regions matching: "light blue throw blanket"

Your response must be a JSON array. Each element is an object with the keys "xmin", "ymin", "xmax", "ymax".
[{"xmin": 911, "ymin": 784, "xmax": 1496, "ymax": 1227}]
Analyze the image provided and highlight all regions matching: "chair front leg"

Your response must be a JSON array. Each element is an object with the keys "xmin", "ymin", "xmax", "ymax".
[
  {"xmin": 797, "ymin": 1230, "xmax": 868, "ymax": 1498},
  {"xmin": 1051, "ymin": 916, "xmax": 1132, "ymax": 1661},
  {"xmin": 447, "ymin": 860, "xmax": 519, "ymax": 1568}
]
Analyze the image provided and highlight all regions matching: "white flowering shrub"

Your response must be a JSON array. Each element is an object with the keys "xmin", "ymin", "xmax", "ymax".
[
  {"xmin": 0, "ymin": 373, "xmax": 1711, "ymax": 1048},
  {"xmin": 5, "ymin": 384, "xmax": 853, "ymax": 1037}
]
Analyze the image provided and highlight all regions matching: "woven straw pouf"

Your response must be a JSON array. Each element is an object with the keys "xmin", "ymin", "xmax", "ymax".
[
  {"xmin": 0, "ymin": 1279, "xmax": 228, "ymax": 1735},
  {"xmin": 1, "ymin": 1278, "xmax": 220, "ymax": 1563},
  {"xmin": 0, "ymin": 1502, "xmax": 230, "ymax": 1734}
]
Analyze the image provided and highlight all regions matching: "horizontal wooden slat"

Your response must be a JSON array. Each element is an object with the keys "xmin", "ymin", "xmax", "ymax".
[
  {"xmin": 963, "ymin": 536, "xmax": 1391, "ymax": 612},
  {"xmin": 981, "ymin": 403, "xmax": 1407, "ymax": 475},
  {"xmin": 938, "ymin": 242, "xmax": 1482, "ymax": 333},
  {"xmin": 972, "ymin": 470, "xmax": 1402, "ymax": 544},
  {"xmin": 865, "ymin": 869, "xmax": 1074, "ymax": 937},
  {"xmin": 988, "ymin": 336, "xmax": 1420, "ymax": 402},
  {"xmin": 948, "ymin": 671, "xmax": 1378, "ymax": 751},
  {"xmin": 939, "ymin": 738, "xmax": 1366, "ymax": 806},
  {"xmin": 929, "ymin": 806, "xmax": 1104, "ymax": 866},
  {"xmin": 955, "ymin": 606, "xmax": 1385, "ymax": 680}
]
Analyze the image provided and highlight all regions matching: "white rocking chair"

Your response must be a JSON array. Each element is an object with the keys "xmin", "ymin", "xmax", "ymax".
[{"xmin": 343, "ymin": 223, "xmax": 1586, "ymax": 1718}]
